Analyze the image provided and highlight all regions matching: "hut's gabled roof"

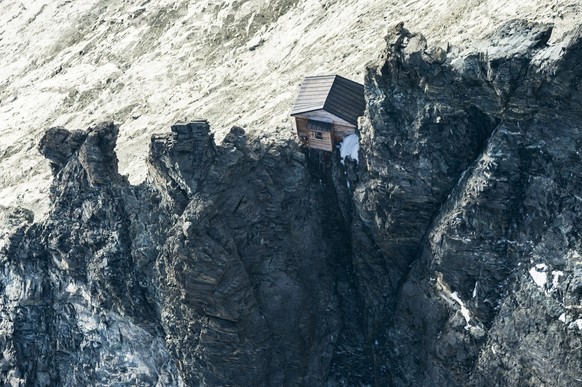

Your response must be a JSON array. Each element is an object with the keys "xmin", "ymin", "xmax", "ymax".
[{"xmin": 290, "ymin": 74, "xmax": 365, "ymax": 126}]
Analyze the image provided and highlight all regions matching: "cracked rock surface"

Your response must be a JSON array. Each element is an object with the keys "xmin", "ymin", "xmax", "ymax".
[
  {"xmin": 2, "ymin": 120, "xmax": 348, "ymax": 386},
  {"xmin": 350, "ymin": 21, "xmax": 582, "ymax": 386}
]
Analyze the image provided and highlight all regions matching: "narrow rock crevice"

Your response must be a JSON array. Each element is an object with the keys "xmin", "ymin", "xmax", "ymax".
[{"xmin": 305, "ymin": 152, "xmax": 373, "ymax": 385}]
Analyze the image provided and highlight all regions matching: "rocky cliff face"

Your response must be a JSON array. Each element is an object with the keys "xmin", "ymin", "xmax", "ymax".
[
  {"xmin": 351, "ymin": 20, "xmax": 582, "ymax": 386},
  {"xmin": 1, "ymin": 19, "xmax": 582, "ymax": 386},
  {"xmin": 1, "ymin": 119, "xmax": 360, "ymax": 385},
  {"xmin": 1, "ymin": 0, "xmax": 580, "ymax": 228}
]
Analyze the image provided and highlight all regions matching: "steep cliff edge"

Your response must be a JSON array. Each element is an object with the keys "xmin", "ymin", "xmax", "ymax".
[
  {"xmin": 1, "ymin": 120, "xmax": 366, "ymax": 385},
  {"xmin": 1, "ymin": 19, "xmax": 582, "ymax": 386},
  {"xmin": 349, "ymin": 20, "xmax": 582, "ymax": 385}
]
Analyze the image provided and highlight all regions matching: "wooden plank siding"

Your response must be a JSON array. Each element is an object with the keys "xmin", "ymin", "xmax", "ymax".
[
  {"xmin": 294, "ymin": 117, "xmax": 353, "ymax": 152},
  {"xmin": 295, "ymin": 117, "xmax": 310, "ymax": 138},
  {"xmin": 294, "ymin": 117, "xmax": 332, "ymax": 151},
  {"xmin": 333, "ymin": 123, "xmax": 356, "ymax": 143},
  {"xmin": 308, "ymin": 130, "xmax": 333, "ymax": 151}
]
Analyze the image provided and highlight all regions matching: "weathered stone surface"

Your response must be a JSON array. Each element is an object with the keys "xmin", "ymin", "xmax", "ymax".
[
  {"xmin": 2, "ymin": 121, "xmax": 351, "ymax": 386},
  {"xmin": 347, "ymin": 21, "xmax": 582, "ymax": 386},
  {"xmin": 38, "ymin": 122, "xmax": 124, "ymax": 187},
  {"xmin": 2, "ymin": 123, "xmax": 176, "ymax": 386},
  {"xmin": 150, "ymin": 127, "xmax": 345, "ymax": 385},
  {"xmin": 38, "ymin": 127, "xmax": 87, "ymax": 174}
]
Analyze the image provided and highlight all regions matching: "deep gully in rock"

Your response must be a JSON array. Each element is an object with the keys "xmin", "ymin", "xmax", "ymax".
[{"xmin": 302, "ymin": 150, "xmax": 374, "ymax": 385}]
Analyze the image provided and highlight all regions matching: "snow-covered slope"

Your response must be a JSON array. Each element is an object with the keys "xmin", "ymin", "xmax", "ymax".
[{"xmin": 0, "ymin": 0, "xmax": 580, "ymax": 224}]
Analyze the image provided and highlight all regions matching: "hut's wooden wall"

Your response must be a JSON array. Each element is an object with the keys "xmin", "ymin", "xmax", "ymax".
[
  {"xmin": 295, "ymin": 117, "xmax": 333, "ymax": 151},
  {"xmin": 295, "ymin": 117, "xmax": 310, "ymax": 138},
  {"xmin": 333, "ymin": 123, "xmax": 356, "ymax": 143},
  {"xmin": 308, "ymin": 130, "xmax": 333, "ymax": 151}
]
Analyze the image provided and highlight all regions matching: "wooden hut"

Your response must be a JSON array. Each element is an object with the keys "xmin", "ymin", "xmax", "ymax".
[{"xmin": 290, "ymin": 74, "xmax": 365, "ymax": 152}]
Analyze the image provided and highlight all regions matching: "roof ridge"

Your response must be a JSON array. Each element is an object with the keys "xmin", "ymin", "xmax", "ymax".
[{"xmin": 333, "ymin": 74, "xmax": 364, "ymax": 88}]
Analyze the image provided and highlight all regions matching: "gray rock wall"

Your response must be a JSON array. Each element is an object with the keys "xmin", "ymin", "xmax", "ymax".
[
  {"xmin": 350, "ymin": 21, "xmax": 582, "ymax": 386},
  {"xmin": 2, "ymin": 120, "xmax": 348, "ymax": 385}
]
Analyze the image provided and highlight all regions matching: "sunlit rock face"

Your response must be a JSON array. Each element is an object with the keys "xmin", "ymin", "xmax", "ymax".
[{"xmin": 0, "ymin": 0, "xmax": 580, "ymax": 233}]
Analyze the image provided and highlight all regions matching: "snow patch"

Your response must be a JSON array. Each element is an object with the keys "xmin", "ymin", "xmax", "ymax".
[
  {"xmin": 569, "ymin": 319, "xmax": 582, "ymax": 331},
  {"xmin": 340, "ymin": 134, "xmax": 359, "ymax": 165},
  {"xmin": 450, "ymin": 291, "xmax": 472, "ymax": 328},
  {"xmin": 558, "ymin": 313, "xmax": 566, "ymax": 323},
  {"xmin": 529, "ymin": 264, "xmax": 547, "ymax": 288}
]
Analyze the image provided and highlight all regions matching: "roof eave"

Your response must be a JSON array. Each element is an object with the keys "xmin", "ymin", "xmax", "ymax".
[
  {"xmin": 321, "ymin": 103, "xmax": 359, "ymax": 126},
  {"xmin": 290, "ymin": 107, "xmax": 324, "ymax": 116}
]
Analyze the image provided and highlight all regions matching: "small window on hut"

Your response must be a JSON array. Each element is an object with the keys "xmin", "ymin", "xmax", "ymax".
[{"xmin": 310, "ymin": 131, "xmax": 324, "ymax": 140}]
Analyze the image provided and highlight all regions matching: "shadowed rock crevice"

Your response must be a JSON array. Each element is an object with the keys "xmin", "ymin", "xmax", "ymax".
[{"xmin": 307, "ymin": 152, "xmax": 373, "ymax": 386}]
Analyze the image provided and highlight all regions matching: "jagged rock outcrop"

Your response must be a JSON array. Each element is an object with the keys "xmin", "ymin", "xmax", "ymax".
[
  {"xmin": 147, "ymin": 122, "xmax": 345, "ymax": 385},
  {"xmin": 1, "ymin": 122, "xmax": 176, "ymax": 386},
  {"xmin": 349, "ymin": 20, "xmax": 582, "ymax": 386},
  {"xmin": 1, "ymin": 119, "xmax": 358, "ymax": 386}
]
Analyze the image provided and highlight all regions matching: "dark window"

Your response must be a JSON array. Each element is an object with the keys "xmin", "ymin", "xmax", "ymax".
[{"xmin": 315, "ymin": 131, "xmax": 323, "ymax": 140}]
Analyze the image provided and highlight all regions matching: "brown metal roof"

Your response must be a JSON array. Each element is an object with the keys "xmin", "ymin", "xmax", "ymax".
[{"xmin": 290, "ymin": 74, "xmax": 365, "ymax": 126}]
